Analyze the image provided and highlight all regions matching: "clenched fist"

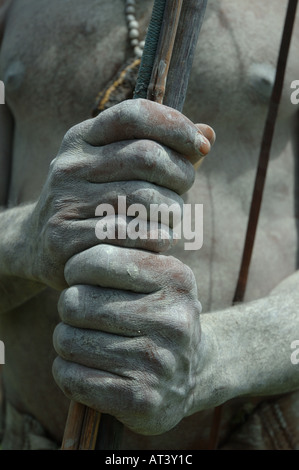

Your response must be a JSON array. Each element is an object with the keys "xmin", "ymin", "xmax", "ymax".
[
  {"xmin": 25, "ymin": 99, "xmax": 214, "ymax": 290},
  {"xmin": 53, "ymin": 244, "xmax": 204, "ymax": 436},
  {"xmin": 46, "ymin": 98, "xmax": 216, "ymax": 436}
]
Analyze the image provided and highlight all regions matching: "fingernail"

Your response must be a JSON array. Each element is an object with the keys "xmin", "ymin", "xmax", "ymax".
[{"xmin": 196, "ymin": 132, "xmax": 211, "ymax": 156}]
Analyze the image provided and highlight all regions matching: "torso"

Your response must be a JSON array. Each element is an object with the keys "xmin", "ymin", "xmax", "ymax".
[{"xmin": 0, "ymin": 0, "xmax": 298, "ymax": 448}]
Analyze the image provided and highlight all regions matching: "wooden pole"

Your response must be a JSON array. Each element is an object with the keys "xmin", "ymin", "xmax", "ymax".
[
  {"xmin": 163, "ymin": 0, "xmax": 208, "ymax": 112},
  {"xmin": 61, "ymin": 0, "xmax": 208, "ymax": 450},
  {"xmin": 147, "ymin": 0, "xmax": 184, "ymax": 103},
  {"xmin": 61, "ymin": 402, "xmax": 101, "ymax": 450}
]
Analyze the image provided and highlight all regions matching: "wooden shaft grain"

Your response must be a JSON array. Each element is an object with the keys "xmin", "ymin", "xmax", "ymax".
[
  {"xmin": 61, "ymin": 402, "xmax": 101, "ymax": 450},
  {"xmin": 61, "ymin": 401, "xmax": 86, "ymax": 450},
  {"xmin": 147, "ymin": 0, "xmax": 183, "ymax": 103},
  {"xmin": 78, "ymin": 407, "xmax": 101, "ymax": 450},
  {"xmin": 164, "ymin": 0, "xmax": 208, "ymax": 112}
]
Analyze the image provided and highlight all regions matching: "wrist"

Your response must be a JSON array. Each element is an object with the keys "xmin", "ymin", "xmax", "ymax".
[
  {"xmin": 190, "ymin": 292, "xmax": 299, "ymax": 412},
  {"xmin": 185, "ymin": 313, "xmax": 235, "ymax": 416},
  {"xmin": 1, "ymin": 203, "xmax": 36, "ymax": 278},
  {"xmin": 0, "ymin": 202, "xmax": 46, "ymax": 287},
  {"xmin": 0, "ymin": 203, "xmax": 46, "ymax": 313}
]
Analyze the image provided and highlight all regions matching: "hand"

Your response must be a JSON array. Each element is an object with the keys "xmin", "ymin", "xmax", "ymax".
[
  {"xmin": 25, "ymin": 99, "xmax": 214, "ymax": 290},
  {"xmin": 53, "ymin": 244, "xmax": 203, "ymax": 436}
]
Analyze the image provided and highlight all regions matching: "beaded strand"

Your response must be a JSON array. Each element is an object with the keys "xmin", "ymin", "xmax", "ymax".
[{"xmin": 125, "ymin": 0, "xmax": 145, "ymax": 58}]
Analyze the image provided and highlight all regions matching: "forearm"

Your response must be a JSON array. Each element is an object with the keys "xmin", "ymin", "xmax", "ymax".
[
  {"xmin": 191, "ymin": 272, "xmax": 299, "ymax": 414},
  {"xmin": 0, "ymin": 203, "xmax": 45, "ymax": 314}
]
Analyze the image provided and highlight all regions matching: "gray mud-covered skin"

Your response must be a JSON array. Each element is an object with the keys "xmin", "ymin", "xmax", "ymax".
[{"xmin": 0, "ymin": 0, "xmax": 299, "ymax": 449}]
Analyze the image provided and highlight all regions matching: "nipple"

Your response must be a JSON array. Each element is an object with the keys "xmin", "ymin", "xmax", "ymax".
[
  {"xmin": 248, "ymin": 63, "xmax": 276, "ymax": 102},
  {"xmin": 4, "ymin": 60, "xmax": 25, "ymax": 92}
]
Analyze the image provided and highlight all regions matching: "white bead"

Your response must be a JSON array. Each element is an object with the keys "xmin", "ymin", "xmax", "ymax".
[
  {"xmin": 126, "ymin": 6, "xmax": 135, "ymax": 15},
  {"xmin": 129, "ymin": 28, "xmax": 139, "ymax": 39},
  {"xmin": 126, "ymin": 14, "xmax": 135, "ymax": 23},
  {"xmin": 129, "ymin": 20, "xmax": 139, "ymax": 30},
  {"xmin": 134, "ymin": 46, "xmax": 143, "ymax": 58},
  {"xmin": 126, "ymin": 0, "xmax": 144, "ymax": 57}
]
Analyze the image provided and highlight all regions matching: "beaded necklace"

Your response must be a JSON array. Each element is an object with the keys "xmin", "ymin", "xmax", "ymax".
[
  {"xmin": 125, "ymin": 0, "xmax": 145, "ymax": 58},
  {"xmin": 92, "ymin": 0, "xmax": 145, "ymax": 116}
]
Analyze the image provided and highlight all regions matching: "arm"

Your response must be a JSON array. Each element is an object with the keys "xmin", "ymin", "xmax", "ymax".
[
  {"xmin": 197, "ymin": 271, "xmax": 299, "ymax": 410},
  {"xmin": 0, "ymin": 0, "xmax": 48, "ymax": 313},
  {"xmin": 0, "ymin": 203, "xmax": 47, "ymax": 313},
  {"xmin": 0, "ymin": 10, "xmax": 47, "ymax": 312},
  {"xmin": 0, "ymin": 74, "xmax": 47, "ymax": 312}
]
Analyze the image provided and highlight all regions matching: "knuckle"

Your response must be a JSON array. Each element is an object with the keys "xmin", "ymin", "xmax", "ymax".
[
  {"xmin": 156, "ymin": 348, "xmax": 176, "ymax": 379},
  {"xmin": 117, "ymin": 99, "xmax": 143, "ymax": 128},
  {"xmin": 61, "ymin": 123, "xmax": 84, "ymax": 150},
  {"xmin": 132, "ymin": 380, "xmax": 161, "ymax": 421},
  {"xmin": 166, "ymin": 257, "xmax": 196, "ymax": 289},
  {"xmin": 130, "ymin": 185, "xmax": 183, "ymax": 213},
  {"xmin": 141, "ymin": 140, "xmax": 195, "ymax": 194},
  {"xmin": 96, "ymin": 243, "xmax": 118, "ymax": 260},
  {"xmin": 52, "ymin": 357, "xmax": 78, "ymax": 399},
  {"xmin": 181, "ymin": 263, "xmax": 197, "ymax": 289},
  {"xmin": 141, "ymin": 392, "xmax": 160, "ymax": 422},
  {"xmin": 132, "ymin": 139, "xmax": 161, "ymax": 172},
  {"xmin": 137, "ymin": 138, "xmax": 163, "ymax": 156},
  {"xmin": 53, "ymin": 322, "xmax": 71, "ymax": 357},
  {"xmin": 58, "ymin": 287, "xmax": 79, "ymax": 323},
  {"xmin": 51, "ymin": 142, "xmax": 87, "ymax": 183},
  {"xmin": 142, "ymin": 341, "xmax": 176, "ymax": 380},
  {"xmin": 140, "ymin": 141, "xmax": 174, "ymax": 183},
  {"xmin": 49, "ymin": 154, "xmax": 79, "ymax": 183},
  {"xmin": 48, "ymin": 156, "xmax": 71, "ymax": 186}
]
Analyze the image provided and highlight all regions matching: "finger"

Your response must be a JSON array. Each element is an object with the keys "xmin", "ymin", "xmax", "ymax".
[
  {"xmin": 46, "ymin": 212, "xmax": 177, "ymax": 269},
  {"xmin": 76, "ymin": 216, "xmax": 178, "ymax": 252},
  {"xmin": 196, "ymin": 124, "xmax": 216, "ymax": 146},
  {"xmin": 58, "ymin": 285, "xmax": 200, "ymax": 341},
  {"xmin": 63, "ymin": 179, "xmax": 184, "ymax": 220},
  {"xmin": 79, "ymin": 139, "xmax": 195, "ymax": 195},
  {"xmin": 52, "ymin": 357, "xmax": 131, "ymax": 417},
  {"xmin": 64, "ymin": 244, "xmax": 196, "ymax": 295},
  {"xmin": 76, "ymin": 99, "xmax": 211, "ymax": 164},
  {"xmin": 58, "ymin": 285, "xmax": 158, "ymax": 336},
  {"xmin": 53, "ymin": 322, "xmax": 145, "ymax": 373},
  {"xmin": 52, "ymin": 356, "xmax": 177, "ymax": 435}
]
